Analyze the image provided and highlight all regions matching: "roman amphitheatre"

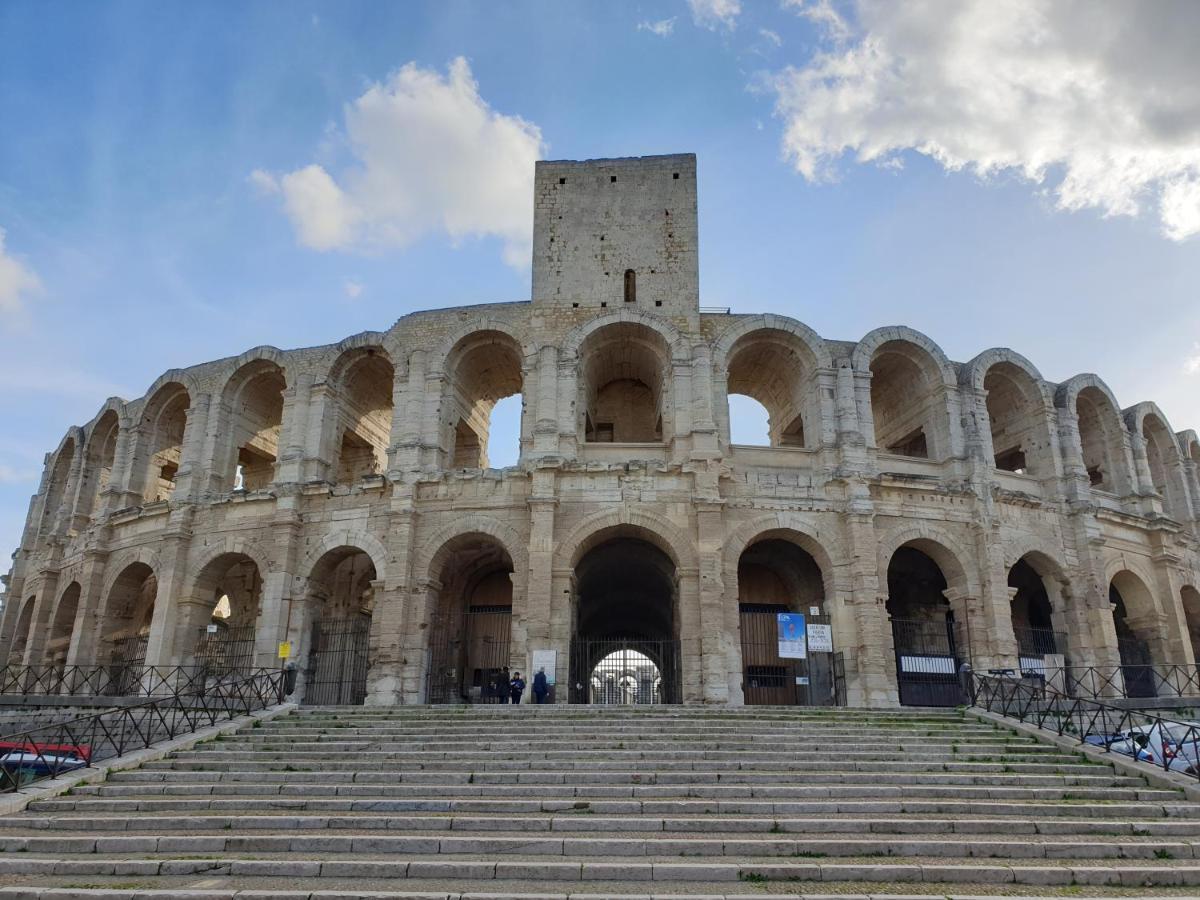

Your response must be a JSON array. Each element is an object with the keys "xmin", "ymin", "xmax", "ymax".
[{"xmin": 4, "ymin": 152, "xmax": 1200, "ymax": 710}]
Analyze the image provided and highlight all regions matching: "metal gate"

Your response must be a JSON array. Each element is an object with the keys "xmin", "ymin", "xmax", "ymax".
[
  {"xmin": 738, "ymin": 606, "xmax": 841, "ymax": 706},
  {"xmin": 304, "ymin": 615, "xmax": 370, "ymax": 705},
  {"xmin": 106, "ymin": 633, "xmax": 149, "ymax": 696},
  {"xmin": 1118, "ymin": 636, "xmax": 1155, "ymax": 698},
  {"xmin": 195, "ymin": 623, "xmax": 256, "ymax": 676},
  {"xmin": 427, "ymin": 606, "xmax": 511, "ymax": 704},
  {"xmin": 890, "ymin": 616, "xmax": 963, "ymax": 707},
  {"xmin": 568, "ymin": 638, "xmax": 681, "ymax": 704}
]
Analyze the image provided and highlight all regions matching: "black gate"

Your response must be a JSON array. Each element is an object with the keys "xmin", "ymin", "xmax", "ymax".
[
  {"xmin": 195, "ymin": 623, "xmax": 256, "ymax": 676},
  {"xmin": 427, "ymin": 607, "xmax": 511, "ymax": 704},
  {"xmin": 890, "ymin": 616, "xmax": 963, "ymax": 707},
  {"xmin": 304, "ymin": 615, "xmax": 370, "ymax": 705},
  {"xmin": 106, "ymin": 633, "xmax": 149, "ymax": 696},
  {"xmin": 739, "ymin": 606, "xmax": 841, "ymax": 706},
  {"xmin": 1118, "ymin": 636, "xmax": 1156, "ymax": 698},
  {"xmin": 568, "ymin": 638, "xmax": 681, "ymax": 704}
]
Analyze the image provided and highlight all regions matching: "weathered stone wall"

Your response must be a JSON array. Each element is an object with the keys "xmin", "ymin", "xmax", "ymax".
[{"xmin": 3, "ymin": 155, "xmax": 1200, "ymax": 709}]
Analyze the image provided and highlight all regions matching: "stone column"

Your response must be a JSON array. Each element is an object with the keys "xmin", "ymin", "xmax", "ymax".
[
  {"xmin": 695, "ymin": 498, "xmax": 728, "ymax": 703},
  {"xmin": 66, "ymin": 549, "xmax": 111, "ymax": 667},
  {"xmin": 144, "ymin": 516, "xmax": 196, "ymax": 668},
  {"xmin": 172, "ymin": 392, "xmax": 210, "ymax": 503},
  {"xmin": 689, "ymin": 344, "xmax": 719, "ymax": 457},
  {"xmin": 532, "ymin": 345, "xmax": 559, "ymax": 456},
  {"xmin": 365, "ymin": 492, "xmax": 415, "ymax": 705},
  {"xmin": 843, "ymin": 514, "xmax": 894, "ymax": 706},
  {"xmin": 103, "ymin": 419, "xmax": 140, "ymax": 513},
  {"xmin": 523, "ymin": 487, "xmax": 557, "ymax": 693},
  {"xmin": 274, "ymin": 374, "xmax": 313, "ymax": 486}
]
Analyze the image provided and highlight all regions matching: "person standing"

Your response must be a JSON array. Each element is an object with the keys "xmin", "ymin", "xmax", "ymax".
[
  {"xmin": 498, "ymin": 666, "xmax": 510, "ymax": 704},
  {"xmin": 509, "ymin": 671, "xmax": 526, "ymax": 705},
  {"xmin": 532, "ymin": 667, "xmax": 548, "ymax": 704}
]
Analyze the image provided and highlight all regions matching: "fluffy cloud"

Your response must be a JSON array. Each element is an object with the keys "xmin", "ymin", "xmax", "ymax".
[
  {"xmin": 258, "ymin": 58, "xmax": 545, "ymax": 267},
  {"xmin": 0, "ymin": 228, "xmax": 42, "ymax": 318},
  {"xmin": 771, "ymin": 0, "xmax": 1200, "ymax": 240},
  {"xmin": 688, "ymin": 0, "xmax": 740, "ymax": 31},
  {"xmin": 637, "ymin": 18, "xmax": 676, "ymax": 37}
]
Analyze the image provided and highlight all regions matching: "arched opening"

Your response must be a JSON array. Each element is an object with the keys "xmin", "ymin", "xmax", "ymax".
[
  {"xmin": 426, "ymin": 535, "xmax": 513, "ymax": 703},
  {"xmin": 40, "ymin": 439, "xmax": 76, "ymax": 536},
  {"xmin": 570, "ymin": 532, "xmax": 680, "ymax": 704},
  {"xmin": 444, "ymin": 332, "xmax": 523, "ymax": 469},
  {"xmin": 186, "ymin": 553, "xmax": 263, "ymax": 674},
  {"xmin": 736, "ymin": 537, "xmax": 836, "ymax": 705},
  {"xmin": 331, "ymin": 350, "xmax": 394, "ymax": 484},
  {"xmin": 886, "ymin": 544, "xmax": 964, "ymax": 706},
  {"xmin": 727, "ymin": 394, "xmax": 771, "ymax": 445},
  {"xmin": 1110, "ymin": 571, "xmax": 1160, "ymax": 698},
  {"xmin": 1075, "ymin": 387, "xmax": 1126, "ymax": 493},
  {"xmin": 984, "ymin": 362, "xmax": 1051, "ymax": 476},
  {"xmin": 222, "ymin": 362, "xmax": 285, "ymax": 492},
  {"xmin": 623, "ymin": 269, "xmax": 636, "ymax": 304},
  {"xmin": 725, "ymin": 329, "xmax": 817, "ymax": 448},
  {"xmin": 1182, "ymin": 586, "xmax": 1200, "ymax": 665},
  {"xmin": 870, "ymin": 341, "xmax": 947, "ymax": 460},
  {"xmin": 77, "ymin": 411, "xmax": 119, "ymax": 522},
  {"xmin": 136, "ymin": 383, "xmax": 190, "ymax": 504},
  {"xmin": 43, "ymin": 583, "xmax": 81, "ymax": 669},
  {"xmin": 302, "ymin": 547, "xmax": 376, "ymax": 704},
  {"xmin": 1143, "ymin": 414, "xmax": 1186, "ymax": 520},
  {"xmin": 7, "ymin": 597, "xmax": 36, "ymax": 664},
  {"xmin": 100, "ymin": 564, "xmax": 157, "ymax": 693},
  {"xmin": 1008, "ymin": 557, "xmax": 1063, "ymax": 678},
  {"xmin": 580, "ymin": 322, "xmax": 670, "ymax": 444}
]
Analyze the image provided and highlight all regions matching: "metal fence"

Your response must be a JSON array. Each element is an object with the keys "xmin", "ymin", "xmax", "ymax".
[
  {"xmin": 890, "ymin": 616, "xmax": 965, "ymax": 707},
  {"xmin": 569, "ymin": 638, "xmax": 681, "ymax": 705},
  {"xmin": 0, "ymin": 664, "xmax": 275, "ymax": 699},
  {"xmin": 0, "ymin": 668, "xmax": 285, "ymax": 792},
  {"xmin": 738, "ymin": 607, "xmax": 842, "ymax": 706},
  {"xmin": 304, "ymin": 616, "xmax": 370, "ymax": 706},
  {"xmin": 971, "ymin": 671, "xmax": 1200, "ymax": 781}
]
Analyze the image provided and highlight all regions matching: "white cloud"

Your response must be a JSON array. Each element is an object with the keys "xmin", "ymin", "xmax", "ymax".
[
  {"xmin": 0, "ymin": 228, "xmax": 42, "ymax": 319},
  {"xmin": 637, "ymin": 17, "xmax": 676, "ymax": 37},
  {"xmin": 257, "ymin": 58, "xmax": 545, "ymax": 268},
  {"xmin": 758, "ymin": 28, "xmax": 783, "ymax": 48},
  {"xmin": 770, "ymin": 0, "xmax": 1200, "ymax": 240},
  {"xmin": 688, "ymin": 0, "xmax": 740, "ymax": 31},
  {"xmin": 782, "ymin": 0, "xmax": 850, "ymax": 43},
  {"xmin": 1185, "ymin": 344, "xmax": 1200, "ymax": 375},
  {"xmin": 247, "ymin": 169, "xmax": 279, "ymax": 195},
  {"xmin": 343, "ymin": 279, "xmax": 364, "ymax": 299}
]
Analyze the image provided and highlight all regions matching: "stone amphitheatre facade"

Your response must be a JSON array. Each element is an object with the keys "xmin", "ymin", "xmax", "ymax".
[{"xmin": 4, "ymin": 153, "xmax": 1200, "ymax": 709}]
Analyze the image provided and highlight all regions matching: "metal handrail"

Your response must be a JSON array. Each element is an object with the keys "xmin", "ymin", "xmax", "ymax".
[
  {"xmin": 0, "ymin": 668, "xmax": 284, "ymax": 792},
  {"xmin": 970, "ymin": 671, "xmax": 1200, "ymax": 782},
  {"xmin": 1054, "ymin": 664, "xmax": 1200, "ymax": 700},
  {"xmin": 0, "ymin": 664, "xmax": 278, "ymax": 699}
]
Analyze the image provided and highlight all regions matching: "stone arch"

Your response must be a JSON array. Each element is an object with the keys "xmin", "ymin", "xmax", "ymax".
[
  {"xmin": 415, "ymin": 515, "xmax": 528, "ymax": 585},
  {"xmin": 1126, "ymin": 402, "xmax": 1191, "ymax": 519},
  {"xmin": 722, "ymin": 513, "xmax": 845, "ymax": 597},
  {"xmin": 963, "ymin": 349, "xmax": 1056, "ymax": 477},
  {"xmin": 562, "ymin": 309, "xmax": 686, "ymax": 363},
  {"xmin": 130, "ymin": 380, "xmax": 192, "ymax": 503},
  {"xmin": 99, "ymin": 546, "xmax": 162, "ymax": 601},
  {"xmin": 1181, "ymin": 584, "xmax": 1200, "ymax": 665},
  {"xmin": 7, "ymin": 595, "xmax": 37, "ymax": 663},
  {"xmin": 855, "ymin": 329, "xmax": 956, "ymax": 461},
  {"xmin": 188, "ymin": 537, "xmax": 274, "ymax": 587},
  {"xmin": 324, "ymin": 344, "xmax": 395, "ymax": 484},
  {"xmin": 723, "ymin": 327, "xmax": 822, "ymax": 449},
  {"xmin": 1006, "ymin": 549, "xmax": 1070, "ymax": 664},
  {"xmin": 302, "ymin": 531, "xmax": 389, "ymax": 586},
  {"xmin": 712, "ymin": 313, "xmax": 832, "ymax": 371},
  {"xmin": 326, "ymin": 332, "xmax": 390, "ymax": 377},
  {"xmin": 75, "ymin": 406, "xmax": 123, "ymax": 522},
  {"xmin": 1108, "ymin": 566, "xmax": 1168, "ymax": 677},
  {"xmin": 575, "ymin": 319, "xmax": 674, "ymax": 444},
  {"xmin": 215, "ymin": 356, "xmax": 288, "ymax": 492},
  {"xmin": 141, "ymin": 368, "xmax": 202, "ymax": 407},
  {"xmin": 439, "ymin": 329, "xmax": 525, "ymax": 469},
  {"xmin": 875, "ymin": 523, "xmax": 979, "ymax": 599},
  {"xmin": 44, "ymin": 581, "xmax": 81, "ymax": 666},
  {"xmin": 433, "ymin": 319, "xmax": 535, "ymax": 372},
  {"xmin": 178, "ymin": 543, "xmax": 269, "ymax": 668},
  {"xmin": 39, "ymin": 430, "xmax": 82, "ymax": 535},
  {"xmin": 851, "ymin": 325, "xmax": 956, "ymax": 387},
  {"xmin": 98, "ymin": 561, "xmax": 158, "ymax": 669},
  {"xmin": 554, "ymin": 507, "xmax": 698, "ymax": 573},
  {"xmin": 1056, "ymin": 374, "xmax": 1132, "ymax": 495}
]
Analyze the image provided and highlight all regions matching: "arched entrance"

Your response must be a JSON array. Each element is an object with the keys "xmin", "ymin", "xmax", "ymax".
[
  {"xmin": 568, "ymin": 534, "xmax": 680, "ymax": 704},
  {"xmin": 736, "ymin": 537, "xmax": 837, "ymax": 705},
  {"xmin": 886, "ymin": 544, "xmax": 964, "ymax": 706},
  {"xmin": 186, "ymin": 553, "xmax": 263, "ymax": 674},
  {"xmin": 426, "ymin": 535, "xmax": 513, "ymax": 703},
  {"xmin": 101, "ymin": 564, "xmax": 157, "ymax": 692},
  {"xmin": 1182, "ymin": 586, "xmax": 1200, "ymax": 664},
  {"xmin": 1008, "ymin": 556, "xmax": 1065, "ymax": 678},
  {"xmin": 1110, "ymin": 571, "xmax": 1159, "ymax": 698},
  {"xmin": 302, "ymin": 547, "xmax": 376, "ymax": 705},
  {"xmin": 44, "ymin": 583, "xmax": 81, "ymax": 669}
]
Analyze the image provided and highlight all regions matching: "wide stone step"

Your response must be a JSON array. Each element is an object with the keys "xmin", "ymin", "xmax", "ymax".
[
  {"xmin": 4, "ymin": 832, "xmax": 1200, "ymax": 860},
  {"xmin": 2, "ymin": 853, "xmax": 1200, "ymax": 887},
  {"xmin": 14, "ymin": 812, "xmax": 1200, "ymax": 836}
]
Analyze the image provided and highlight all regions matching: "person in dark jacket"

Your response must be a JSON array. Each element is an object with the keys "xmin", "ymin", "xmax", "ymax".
[
  {"xmin": 498, "ymin": 667, "xmax": 510, "ymax": 703},
  {"xmin": 532, "ymin": 668, "xmax": 549, "ymax": 704},
  {"xmin": 509, "ymin": 671, "xmax": 526, "ymax": 705}
]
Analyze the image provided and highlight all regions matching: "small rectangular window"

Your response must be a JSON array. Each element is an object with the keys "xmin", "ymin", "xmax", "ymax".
[{"xmin": 558, "ymin": 177, "xmax": 566, "ymax": 185}]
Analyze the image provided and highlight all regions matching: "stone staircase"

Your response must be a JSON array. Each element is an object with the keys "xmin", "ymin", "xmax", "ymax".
[{"xmin": 2, "ymin": 705, "xmax": 1200, "ymax": 898}]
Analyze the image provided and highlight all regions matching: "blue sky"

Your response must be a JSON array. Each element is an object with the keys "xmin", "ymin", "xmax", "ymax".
[{"xmin": 2, "ymin": 0, "xmax": 1199, "ymax": 563}]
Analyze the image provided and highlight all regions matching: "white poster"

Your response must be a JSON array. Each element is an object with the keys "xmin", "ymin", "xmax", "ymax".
[
  {"xmin": 777, "ymin": 613, "xmax": 807, "ymax": 659},
  {"xmin": 531, "ymin": 649, "xmax": 557, "ymax": 685},
  {"xmin": 807, "ymin": 623, "xmax": 833, "ymax": 653}
]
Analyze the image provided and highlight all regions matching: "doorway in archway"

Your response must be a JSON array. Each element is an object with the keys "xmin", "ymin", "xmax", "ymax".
[{"xmin": 568, "ymin": 536, "xmax": 681, "ymax": 704}]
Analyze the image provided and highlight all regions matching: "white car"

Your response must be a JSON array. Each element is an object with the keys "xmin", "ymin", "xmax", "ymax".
[{"xmin": 1107, "ymin": 721, "xmax": 1200, "ymax": 774}]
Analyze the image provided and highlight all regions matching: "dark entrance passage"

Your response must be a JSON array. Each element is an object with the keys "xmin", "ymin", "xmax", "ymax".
[
  {"xmin": 736, "ymin": 538, "xmax": 841, "ymax": 706},
  {"xmin": 305, "ymin": 615, "xmax": 370, "ymax": 705},
  {"xmin": 426, "ymin": 537, "xmax": 514, "ymax": 704},
  {"xmin": 1111, "ymin": 580, "xmax": 1155, "ymax": 698},
  {"xmin": 1009, "ymin": 557, "xmax": 1065, "ymax": 680},
  {"xmin": 569, "ymin": 536, "xmax": 681, "ymax": 704},
  {"xmin": 887, "ymin": 545, "xmax": 964, "ymax": 707}
]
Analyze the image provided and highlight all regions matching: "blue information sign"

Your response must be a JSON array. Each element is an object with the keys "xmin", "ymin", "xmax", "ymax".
[{"xmin": 777, "ymin": 612, "xmax": 807, "ymax": 659}]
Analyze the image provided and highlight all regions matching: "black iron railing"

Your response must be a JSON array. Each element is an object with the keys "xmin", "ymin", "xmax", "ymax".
[
  {"xmin": 970, "ymin": 671, "xmax": 1200, "ymax": 782},
  {"xmin": 0, "ymin": 664, "xmax": 278, "ymax": 699},
  {"xmin": 0, "ymin": 668, "xmax": 285, "ymax": 792},
  {"xmin": 1056, "ymin": 664, "xmax": 1200, "ymax": 700}
]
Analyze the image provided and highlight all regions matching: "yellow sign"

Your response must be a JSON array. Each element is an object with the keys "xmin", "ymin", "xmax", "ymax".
[{"xmin": 278, "ymin": 641, "xmax": 291, "ymax": 659}]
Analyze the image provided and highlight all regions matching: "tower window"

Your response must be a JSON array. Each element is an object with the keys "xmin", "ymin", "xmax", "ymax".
[
  {"xmin": 673, "ymin": 173, "xmax": 679, "ymax": 179},
  {"xmin": 559, "ymin": 177, "xmax": 566, "ymax": 185},
  {"xmin": 624, "ymin": 270, "xmax": 636, "ymax": 304},
  {"xmin": 610, "ymin": 175, "xmax": 617, "ymax": 183}
]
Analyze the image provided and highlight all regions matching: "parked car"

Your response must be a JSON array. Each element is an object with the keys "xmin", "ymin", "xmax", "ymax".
[
  {"xmin": 0, "ymin": 749, "xmax": 88, "ymax": 786},
  {"xmin": 1104, "ymin": 721, "xmax": 1200, "ymax": 773}
]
